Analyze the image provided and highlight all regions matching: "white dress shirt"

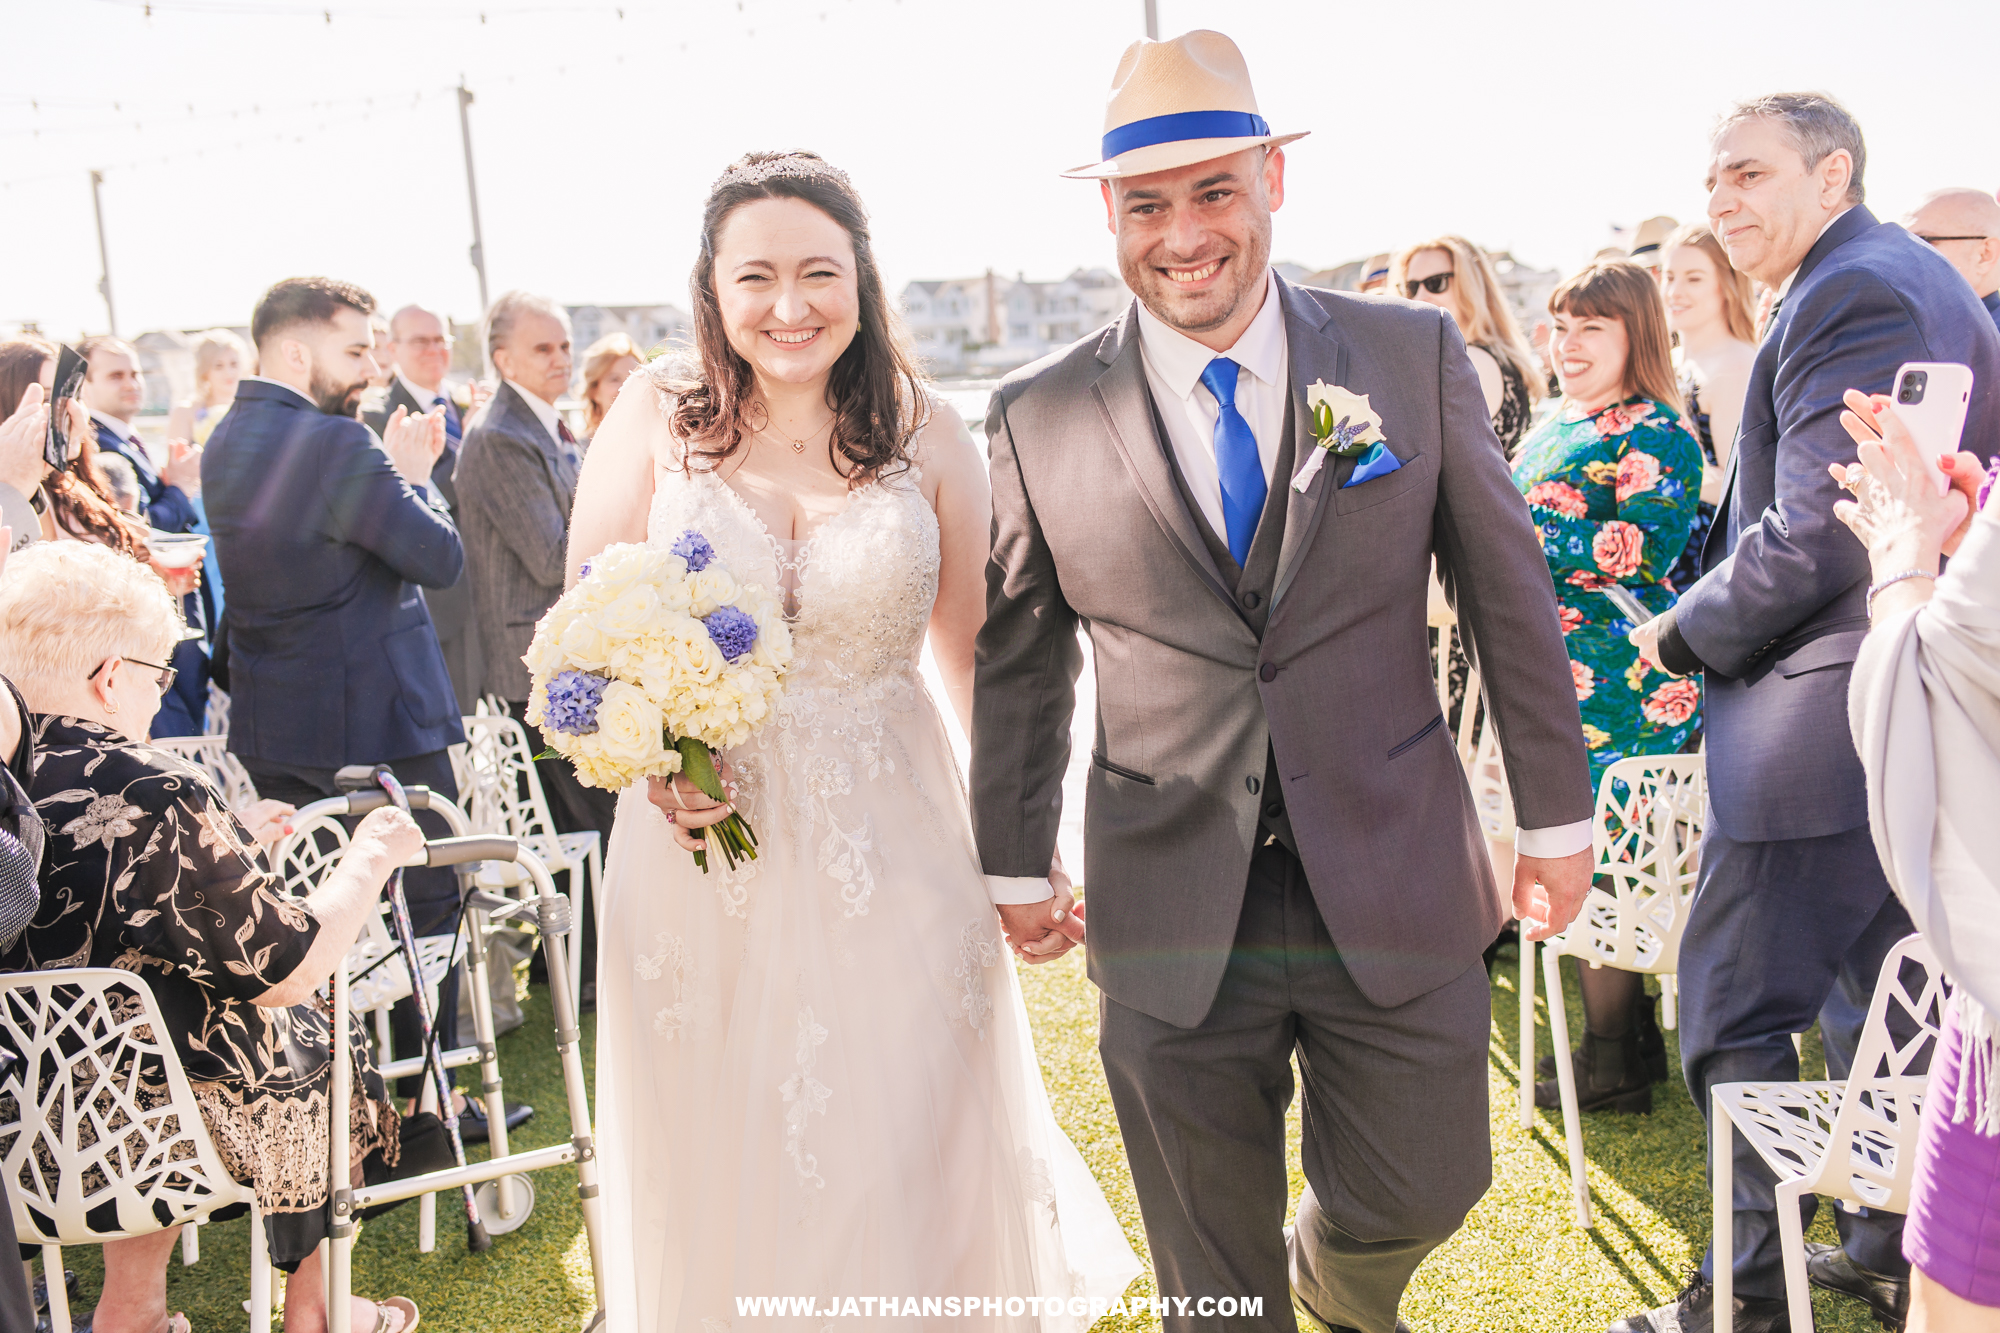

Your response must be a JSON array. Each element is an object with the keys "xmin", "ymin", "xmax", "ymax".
[
  {"xmin": 1135, "ymin": 267, "xmax": 1292, "ymax": 534},
  {"xmin": 982, "ymin": 270, "xmax": 1589, "ymax": 906},
  {"xmin": 398, "ymin": 368, "xmax": 451, "ymax": 413},
  {"xmin": 504, "ymin": 378, "xmax": 566, "ymax": 450}
]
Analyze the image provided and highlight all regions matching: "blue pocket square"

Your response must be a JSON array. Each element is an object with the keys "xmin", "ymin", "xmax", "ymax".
[{"xmin": 1341, "ymin": 441, "xmax": 1403, "ymax": 489}]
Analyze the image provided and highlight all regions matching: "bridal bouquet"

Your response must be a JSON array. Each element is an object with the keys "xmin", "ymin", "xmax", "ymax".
[{"xmin": 523, "ymin": 531, "xmax": 792, "ymax": 872}]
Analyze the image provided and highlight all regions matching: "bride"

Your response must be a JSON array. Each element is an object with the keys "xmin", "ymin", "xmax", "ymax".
[{"xmin": 565, "ymin": 150, "xmax": 1141, "ymax": 1331}]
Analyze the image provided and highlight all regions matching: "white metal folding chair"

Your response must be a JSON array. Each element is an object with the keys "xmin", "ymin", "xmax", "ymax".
[
  {"xmin": 1532, "ymin": 753, "xmax": 1706, "ymax": 1226},
  {"xmin": 150, "ymin": 734, "xmax": 261, "ymax": 814},
  {"xmin": 1712, "ymin": 933, "xmax": 1943, "ymax": 1331},
  {"xmin": 0, "ymin": 968, "xmax": 274, "ymax": 1333},
  {"xmin": 456, "ymin": 709, "xmax": 600, "ymax": 1007}
]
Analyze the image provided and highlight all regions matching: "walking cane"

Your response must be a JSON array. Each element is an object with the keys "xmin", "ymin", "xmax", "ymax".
[{"xmin": 368, "ymin": 764, "xmax": 494, "ymax": 1255}]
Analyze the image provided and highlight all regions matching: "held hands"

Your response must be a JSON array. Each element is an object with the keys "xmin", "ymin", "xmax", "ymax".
[
  {"xmin": 995, "ymin": 857, "xmax": 1086, "ymax": 965},
  {"xmin": 381, "ymin": 404, "xmax": 448, "ymax": 487},
  {"xmin": 1831, "ymin": 389, "xmax": 1975, "ymax": 575},
  {"xmin": 1512, "ymin": 847, "xmax": 1592, "ymax": 943},
  {"xmin": 648, "ymin": 764, "xmax": 741, "ymax": 855}
]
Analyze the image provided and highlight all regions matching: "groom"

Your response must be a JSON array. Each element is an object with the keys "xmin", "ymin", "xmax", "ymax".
[{"xmin": 972, "ymin": 31, "xmax": 1595, "ymax": 1333}]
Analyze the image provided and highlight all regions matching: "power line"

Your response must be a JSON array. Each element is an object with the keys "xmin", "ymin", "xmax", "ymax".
[
  {"xmin": 0, "ymin": 90, "xmax": 442, "ymax": 140},
  {"xmin": 88, "ymin": 0, "xmax": 629, "ymax": 18}
]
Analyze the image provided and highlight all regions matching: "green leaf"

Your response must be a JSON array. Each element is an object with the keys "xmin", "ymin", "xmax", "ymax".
[
  {"xmin": 1312, "ymin": 400, "xmax": 1335, "ymax": 440},
  {"xmin": 674, "ymin": 736, "xmax": 728, "ymax": 803}
]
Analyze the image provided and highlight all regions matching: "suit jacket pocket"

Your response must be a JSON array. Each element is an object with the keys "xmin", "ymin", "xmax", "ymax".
[
  {"xmin": 1091, "ymin": 751, "xmax": 1155, "ymax": 785},
  {"xmin": 1331, "ymin": 447, "xmax": 1431, "ymax": 516},
  {"xmin": 1387, "ymin": 713, "xmax": 1445, "ymax": 759},
  {"xmin": 1773, "ymin": 628, "xmax": 1865, "ymax": 678}
]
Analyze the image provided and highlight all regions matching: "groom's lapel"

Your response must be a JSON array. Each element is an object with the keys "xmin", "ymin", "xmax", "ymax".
[
  {"xmin": 1272, "ymin": 280, "xmax": 1349, "ymax": 611},
  {"xmin": 1089, "ymin": 307, "xmax": 1237, "ymax": 614}
]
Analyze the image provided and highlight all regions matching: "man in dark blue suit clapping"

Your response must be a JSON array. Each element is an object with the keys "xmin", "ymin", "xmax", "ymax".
[
  {"xmin": 202, "ymin": 277, "xmax": 511, "ymax": 1126},
  {"xmin": 1617, "ymin": 95, "xmax": 2000, "ymax": 1333}
]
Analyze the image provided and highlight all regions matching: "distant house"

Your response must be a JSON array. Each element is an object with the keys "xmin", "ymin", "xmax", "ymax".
[
  {"xmin": 129, "ymin": 326, "xmax": 251, "ymax": 416},
  {"xmin": 567, "ymin": 303, "xmax": 694, "ymax": 356},
  {"xmin": 900, "ymin": 268, "xmax": 1131, "ymax": 376}
]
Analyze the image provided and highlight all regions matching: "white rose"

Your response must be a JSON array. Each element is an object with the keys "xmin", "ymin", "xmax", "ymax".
[
  {"xmin": 1305, "ymin": 380, "xmax": 1385, "ymax": 446},
  {"xmin": 591, "ymin": 680, "xmax": 670, "ymax": 777}
]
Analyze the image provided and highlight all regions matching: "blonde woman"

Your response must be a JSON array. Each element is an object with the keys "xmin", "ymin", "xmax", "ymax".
[
  {"xmin": 1391, "ymin": 235, "xmax": 1545, "ymax": 454},
  {"xmin": 1659, "ymin": 223, "xmax": 1757, "ymax": 593},
  {"xmin": 577, "ymin": 332, "xmax": 644, "ymax": 442},
  {"xmin": 0, "ymin": 540, "xmax": 426, "ymax": 1333},
  {"xmin": 165, "ymin": 327, "xmax": 249, "ymax": 446}
]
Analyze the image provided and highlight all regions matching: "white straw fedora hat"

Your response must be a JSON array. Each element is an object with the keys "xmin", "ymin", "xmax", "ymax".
[{"xmin": 1063, "ymin": 30, "xmax": 1308, "ymax": 180}]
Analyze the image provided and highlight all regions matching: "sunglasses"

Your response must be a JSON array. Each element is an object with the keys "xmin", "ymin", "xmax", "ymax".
[
  {"xmin": 89, "ymin": 656, "xmax": 179, "ymax": 694},
  {"xmin": 1404, "ymin": 272, "xmax": 1455, "ymax": 298},
  {"xmin": 1916, "ymin": 234, "xmax": 1989, "ymax": 245}
]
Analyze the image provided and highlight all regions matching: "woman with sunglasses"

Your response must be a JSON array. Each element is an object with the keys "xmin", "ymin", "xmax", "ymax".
[
  {"xmin": 0, "ymin": 539, "xmax": 429, "ymax": 1333},
  {"xmin": 1515, "ymin": 260, "xmax": 1705, "ymax": 1115},
  {"xmin": 1389, "ymin": 235, "xmax": 1546, "ymax": 455}
]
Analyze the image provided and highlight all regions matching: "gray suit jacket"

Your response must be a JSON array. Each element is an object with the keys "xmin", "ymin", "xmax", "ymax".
[
  {"xmin": 971, "ymin": 278, "xmax": 1592, "ymax": 1025},
  {"xmin": 454, "ymin": 382, "xmax": 579, "ymax": 702}
]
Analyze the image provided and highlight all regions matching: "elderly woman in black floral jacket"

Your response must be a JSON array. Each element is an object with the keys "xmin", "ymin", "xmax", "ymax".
[{"xmin": 0, "ymin": 540, "xmax": 427, "ymax": 1333}]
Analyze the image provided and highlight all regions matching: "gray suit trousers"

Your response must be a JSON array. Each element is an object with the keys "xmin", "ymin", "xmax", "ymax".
[{"xmin": 1099, "ymin": 842, "xmax": 1491, "ymax": 1333}]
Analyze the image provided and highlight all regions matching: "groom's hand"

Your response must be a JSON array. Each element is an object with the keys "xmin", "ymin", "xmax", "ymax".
[
  {"xmin": 1512, "ymin": 848, "xmax": 1593, "ymax": 942},
  {"xmin": 996, "ymin": 865, "xmax": 1086, "ymax": 964}
]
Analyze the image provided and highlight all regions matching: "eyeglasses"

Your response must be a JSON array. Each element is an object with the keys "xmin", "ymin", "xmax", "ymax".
[
  {"xmin": 1916, "ymin": 235, "xmax": 1989, "ymax": 245},
  {"xmin": 402, "ymin": 335, "xmax": 456, "ymax": 350},
  {"xmin": 1404, "ymin": 272, "xmax": 1454, "ymax": 298},
  {"xmin": 88, "ymin": 656, "xmax": 179, "ymax": 694}
]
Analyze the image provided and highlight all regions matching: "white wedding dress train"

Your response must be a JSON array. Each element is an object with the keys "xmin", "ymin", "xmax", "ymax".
[{"xmin": 596, "ymin": 456, "xmax": 1140, "ymax": 1331}]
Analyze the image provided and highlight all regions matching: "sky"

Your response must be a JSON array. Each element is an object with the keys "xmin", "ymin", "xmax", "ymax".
[{"xmin": 4, "ymin": 0, "xmax": 1998, "ymax": 341}]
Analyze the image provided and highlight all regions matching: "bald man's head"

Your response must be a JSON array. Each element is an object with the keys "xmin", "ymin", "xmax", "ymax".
[
  {"xmin": 1904, "ymin": 188, "xmax": 2000, "ymax": 299},
  {"xmin": 385, "ymin": 303, "xmax": 455, "ymax": 392}
]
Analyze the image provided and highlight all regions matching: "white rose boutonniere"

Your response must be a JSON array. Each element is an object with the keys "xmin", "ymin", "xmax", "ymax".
[{"xmin": 1291, "ymin": 381, "xmax": 1402, "ymax": 493}]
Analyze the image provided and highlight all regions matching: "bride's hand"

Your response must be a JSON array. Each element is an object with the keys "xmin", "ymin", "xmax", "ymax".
[
  {"xmin": 995, "ymin": 860, "xmax": 1086, "ymax": 964},
  {"xmin": 647, "ymin": 765, "xmax": 740, "ymax": 854}
]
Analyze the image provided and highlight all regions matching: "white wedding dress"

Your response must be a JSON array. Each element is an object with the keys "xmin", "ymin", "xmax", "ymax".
[{"xmin": 595, "ymin": 452, "xmax": 1141, "ymax": 1331}]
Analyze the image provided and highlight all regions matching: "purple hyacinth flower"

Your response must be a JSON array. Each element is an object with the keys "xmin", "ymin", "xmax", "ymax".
[
  {"xmin": 703, "ymin": 605, "xmax": 759, "ymax": 663},
  {"xmin": 542, "ymin": 670, "xmax": 609, "ymax": 735},
  {"xmin": 671, "ymin": 529, "xmax": 715, "ymax": 572}
]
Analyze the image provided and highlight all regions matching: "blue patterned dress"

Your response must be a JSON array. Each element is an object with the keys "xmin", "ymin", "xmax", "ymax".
[{"xmin": 1511, "ymin": 396, "xmax": 1705, "ymax": 790}]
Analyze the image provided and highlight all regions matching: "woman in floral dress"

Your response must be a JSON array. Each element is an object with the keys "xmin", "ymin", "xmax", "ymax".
[{"xmin": 1515, "ymin": 261, "xmax": 1703, "ymax": 1115}]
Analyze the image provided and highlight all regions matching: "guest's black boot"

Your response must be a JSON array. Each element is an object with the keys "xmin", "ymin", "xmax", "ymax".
[
  {"xmin": 1535, "ymin": 1028, "xmax": 1653, "ymax": 1113},
  {"xmin": 1633, "ymin": 990, "xmax": 1668, "ymax": 1085}
]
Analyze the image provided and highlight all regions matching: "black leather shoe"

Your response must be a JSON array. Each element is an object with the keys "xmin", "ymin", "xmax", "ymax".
[
  {"xmin": 1536, "ymin": 1029, "xmax": 1654, "ymax": 1113},
  {"xmin": 456, "ymin": 1097, "xmax": 534, "ymax": 1143},
  {"xmin": 1290, "ymin": 1293, "xmax": 1410, "ymax": 1333},
  {"xmin": 1805, "ymin": 1242, "xmax": 1908, "ymax": 1329},
  {"xmin": 1605, "ymin": 1272, "xmax": 1791, "ymax": 1332}
]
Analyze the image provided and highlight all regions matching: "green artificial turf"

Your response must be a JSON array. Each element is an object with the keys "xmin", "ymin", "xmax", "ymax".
[{"xmin": 40, "ymin": 946, "xmax": 1883, "ymax": 1331}]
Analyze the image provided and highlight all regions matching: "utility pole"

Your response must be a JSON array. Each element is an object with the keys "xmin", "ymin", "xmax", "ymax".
[
  {"xmin": 1143, "ymin": 0, "xmax": 1157, "ymax": 39},
  {"xmin": 90, "ymin": 169, "xmax": 117, "ymax": 335},
  {"xmin": 456, "ymin": 79, "xmax": 490, "ymax": 325}
]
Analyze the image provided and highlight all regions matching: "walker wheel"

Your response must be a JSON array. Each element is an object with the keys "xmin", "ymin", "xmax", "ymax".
[{"xmin": 473, "ymin": 1173, "xmax": 536, "ymax": 1233}]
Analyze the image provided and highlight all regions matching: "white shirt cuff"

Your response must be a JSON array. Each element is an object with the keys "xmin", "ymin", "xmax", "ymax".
[
  {"xmin": 984, "ymin": 875, "xmax": 1056, "ymax": 906},
  {"xmin": 1514, "ymin": 819, "xmax": 1593, "ymax": 860}
]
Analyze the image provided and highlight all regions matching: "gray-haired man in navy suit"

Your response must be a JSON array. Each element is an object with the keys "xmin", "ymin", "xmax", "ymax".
[{"xmin": 1618, "ymin": 95, "xmax": 2000, "ymax": 1333}]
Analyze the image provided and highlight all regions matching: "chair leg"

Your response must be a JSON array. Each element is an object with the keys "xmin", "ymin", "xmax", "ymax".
[
  {"xmin": 248, "ymin": 1201, "xmax": 273, "ymax": 1333},
  {"xmin": 1543, "ymin": 944, "xmax": 1593, "ymax": 1228},
  {"xmin": 1775, "ymin": 1180, "xmax": 1814, "ymax": 1333},
  {"xmin": 180, "ymin": 1220, "xmax": 199, "ymax": 1265},
  {"xmin": 1519, "ymin": 934, "xmax": 1537, "ymax": 1130},
  {"xmin": 1661, "ymin": 972, "xmax": 1678, "ymax": 1031},
  {"xmin": 1713, "ymin": 1094, "xmax": 1733, "ymax": 1321},
  {"xmin": 41, "ymin": 1244, "xmax": 69, "ymax": 1333}
]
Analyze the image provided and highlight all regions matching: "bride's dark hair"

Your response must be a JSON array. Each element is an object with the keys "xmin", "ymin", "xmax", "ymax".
[{"xmin": 670, "ymin": 150, "xmax": 929, "ymax": 482}]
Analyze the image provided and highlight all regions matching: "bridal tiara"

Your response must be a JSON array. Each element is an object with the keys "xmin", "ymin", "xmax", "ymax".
[{"xmin": 711, "ymin": 154, "xmax": 852, "ymax": 193}]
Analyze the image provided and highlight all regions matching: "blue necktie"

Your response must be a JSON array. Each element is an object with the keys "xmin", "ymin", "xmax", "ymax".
[
  {"xmin": 1200, "ymin": 356, "xmax": 1266, "ymax": 567},
  {"xmin": 441, "ymin": 396, "xmax": 462, "ymax": 443}
]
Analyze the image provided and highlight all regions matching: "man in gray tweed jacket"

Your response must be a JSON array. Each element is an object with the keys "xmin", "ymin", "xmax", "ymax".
[
  {"xmin": 455, "ymin": 290, "xmax": 615, "ymax": 998},
  {"xmin": 971, "ymin": 32, "xmax": 1594, "ymax": 1332}
]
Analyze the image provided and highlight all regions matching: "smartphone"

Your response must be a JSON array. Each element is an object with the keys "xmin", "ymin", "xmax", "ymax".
[
  {"xmin": 1599, "ymin": 582, "xmax": 1656, "ymax": 625},
  {"xmin": 44, "ymin": 344, "xmax": 88, "ymax": 472},
  {"xmin": 1891, "ymin": 362, "xmax": 1972, "ymax": 496}
]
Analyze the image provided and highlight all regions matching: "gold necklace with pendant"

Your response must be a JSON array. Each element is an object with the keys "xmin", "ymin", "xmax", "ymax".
[{"xmin": 763, "ymin": 411, "xmax": 835, "ymax": 454}]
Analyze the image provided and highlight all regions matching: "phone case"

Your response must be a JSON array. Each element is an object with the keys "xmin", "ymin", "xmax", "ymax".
[{"xmin": 1891, "ymin": 361, "xmax": 1973, "ymax": 492}]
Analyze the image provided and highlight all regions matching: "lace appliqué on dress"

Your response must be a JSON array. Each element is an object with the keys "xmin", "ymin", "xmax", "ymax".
[
  {"xmin": 779, "ymin": 995, "xmax": 831, "ymax": 1216},
  {"xmin": 636, "ymin": 933, "xmax": 700, "ymax": 1040},
  {"xmin": 951, "ymin": 918, "xmax": 1001, "ymax": 1039}
]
